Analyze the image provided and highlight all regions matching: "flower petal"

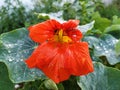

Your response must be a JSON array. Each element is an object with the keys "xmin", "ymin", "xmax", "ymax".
[
  {"xmin": 68, "ymin": 29, "xmax": 83, "ymax": 41},
  {"xmin": 64, "ymin": 42, "xmax": 94, "ymax": 76},
  {"xmin": 62, "ymin": 20, "xmax": 79, "ymax": 31},
  {"xmin": 25, "ymin": 42, "xmax": 70, "ymax": 83},
  {"xmin": 28, "ymin": 19, "xmax": 61, "ymax": 43},
  {"xmin": 25, "ymin": 41, "xmax": 93, "ymax": 83}
]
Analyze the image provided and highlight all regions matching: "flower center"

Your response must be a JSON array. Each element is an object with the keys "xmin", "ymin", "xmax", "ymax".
[{"xmin": 54, "ymin": 29, "xmax": 72, "ymax": 43}]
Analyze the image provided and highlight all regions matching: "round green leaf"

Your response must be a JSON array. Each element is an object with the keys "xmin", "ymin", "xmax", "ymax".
[
  {"xmin": 83, "ymin": 36, "xmax": 99, "ymax": 49},
  {"xmin": 83, "ymin": 35, "xmax": 120, "ymax": 64},
  {"xmin": 77, "ymin": 62, "xmax": 120, "ymax": 90},
  {"xmin": 0, "ymin": 62, "xmax": 14, "ymax": 90},
  {"xmin": 0, "ymin": 28, "xmax": 45, "ymax": 83},
  {"xmin": 93, "ymin": 35, "xmax": 120, "ymax": 65}
]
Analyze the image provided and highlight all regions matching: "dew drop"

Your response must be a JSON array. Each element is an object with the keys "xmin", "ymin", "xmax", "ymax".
[
  {"xmin": 99, "ymin": 43, "xmax": 103, "ymax": 46},
  {"xmin": 8, "ymin": 59, "xmax": 13, "ymax": 62},
  {"xmin": 8, "ymin": 50, "xmax": 11, "ymax": 53},
  {"xmin": 105, "ymin": 51, "xmax": 109, "ymax": 53},
  {"xmin": 31, "ymin": 71, "xmax": 35, "ymax": 74},
  {"xmin": 39, "ymin": 74, "xmax": 41, "ymax": 77},
  {"xmin": 96, "ymin": 46, "xmax": 102, "ymax": 51},
  {"xmin": 20, "ymin": 59, "xmax": 23, "ymax": 61},
  {"xmin": 16, "ymin": 60, "xmax": 20, "ymax": 62},
  {"xmin": 16, "ymin": 77, "xmax": 21, "ymax": 81},
  {"xmin": 73, "ymin": 35, "xmax": 77, "ymax": 37},
  {"xmin": 96, "ymin": 46, "xmax": 100, "ymax": 49}
]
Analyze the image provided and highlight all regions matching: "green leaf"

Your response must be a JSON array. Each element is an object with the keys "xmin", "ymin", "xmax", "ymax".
[
  {"xmin": 78, "ymin": 21, "xmax": 95, "ymax": 34},
  {"xmin": 93, "ymin": 35, "xmax": 120, "ymax": 65},
  {"xmin": 115, "ymin": 39, "xmax": 120, "ymax": 56},
  {"xmin": 112, "ymin": 15, "xmax": 120, "ymax": 25},
  {"xmin": 77, "ymin": 62, "xmax": 120, "ymax": 90},
  {"xmin": 83, "ymin": 36, "xmax": 99, "ymax": 49},
  {"xmin": 44, "ymin": 79, "xmax": 58, "ymax": 90},
  {"xmin": 0, "ymin": 28, "xmax": 45, "ymax": 83},
  {"xmin": 19, "ymin": 80, "xmax": 44, "ymax": 90},
  {"xmin": 83, "ymin": 35, "xmax": 120, "ymax": 65},
  {"xmin": 57, "ymin": 83, "xmax": 64, "ymax": 90},
  {"xmin": 104, "ymin": 25, "xmax": 120, "ymax": 39},
  {"xmin": 0, "ymin": 62, "xmax": 14, "ymax": 90},
  {"xmin": 92, "ymin": 12, "xmax": 111, "ymax": 32}
]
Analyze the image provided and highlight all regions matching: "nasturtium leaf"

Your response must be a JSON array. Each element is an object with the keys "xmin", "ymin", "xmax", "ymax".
[
  {"xmin": 19, "ymin": 80, "xmax": 44, "ymax": 90},
  {"xmin": 78, "ymin": 21, "xmax": 95, "ymax": 34},
  {"xmin": 77, "ymin": 62, "xmax": 120, "ymax": 90},
  {"xmin": 93, "ymin": 34, "xmax": 120, "ymax": 65},
  {"xmin": 115, "ymin": 39, "xmax": 120, "ymax": 56},
  {"xmin": 83, "ymin": 36, "xmax": 99, "ymax": 48},
  {"xmin": 0, "ymin": 28, "xmax": 45, "ymax": 83},
  {"xmin": 83, "ymin": 35, "xmax": 120, "ymax": 65},
  {"xmin": 83, "ymin": 36, "xmax": 103, "ymax": 62},
  {"xmin": 0, "ymin": 62, "xmax": 14, "ymax": 90}
]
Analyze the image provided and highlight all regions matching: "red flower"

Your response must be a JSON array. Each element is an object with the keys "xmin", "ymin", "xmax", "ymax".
[{"xmin": 25, "ymin": 19, "xmax": 94, "ymax": 83}]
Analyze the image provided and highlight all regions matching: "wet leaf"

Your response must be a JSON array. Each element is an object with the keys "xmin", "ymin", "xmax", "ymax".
[
  {"xmin": 83, "ymin": 36, "xmax": 99, "ymax": 48},
  {"xmin": 77, "ymin": 62, "xmax": 120, "ymax": 90},
  {"xmin": 0, "ymin": 28, "xmax": 45, "ymax": 83},
  {"xmin": 93, "ymin": 35, "xmax": 120, "ymax": 65},
  {"xmin": 83, "ymin": 35, "xmax": 120, "ymax": 65},
  {"xmin": 0, "ymin": 62, "xmax": 14, "ymax": 90}
]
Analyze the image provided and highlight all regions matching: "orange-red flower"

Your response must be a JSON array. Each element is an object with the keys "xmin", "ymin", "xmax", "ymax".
[{"xmin": 25, "ymin": 19, "xmax": 94, "ymax": 83}]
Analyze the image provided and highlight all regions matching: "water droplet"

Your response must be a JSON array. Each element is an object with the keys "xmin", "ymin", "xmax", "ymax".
[
  {"xmin": 96, "ymin": 46, "xmax": 100, "ymax": 49},
  {"xmin": 8, "ymin": 59, "xmax": 13, "ymax": 62},
  {"xmin": 16, "ymin": 60, "xmax": 20, "ymax": 62},
  {"xmin": 99, "ymin": 43, "xmax": 103, "ymax": 46},
  {"xmin": 8, "ymin": 50, "xmax": 11, "ymax": 53},
  {"xmin": 32, "ymin": 71, "xmax": 35, "ymax": 74},
  {"xmin": 6, "ymin": 44, "xmax": 14, "ymax": 48},
  {"xmin": 105, "ymin": 51, "xmax": 109, "ymax": 53},
  {"xmin": 20, "ymin": 59, "xmax": 23, "ymax": 61},
  {"xmin": 73, "ymin": 35, "xmax": 77, "ymax": 37},
  {"xmin": 16, "ymin": 77, "xmax": 21, "ymax": 81}
]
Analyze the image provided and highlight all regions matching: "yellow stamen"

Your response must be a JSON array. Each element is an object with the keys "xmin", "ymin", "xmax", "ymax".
[
  {"xmin": 53, "ymin": 29, "xmax": 72, "ymax": 43},
  {"xmin": 63, "ymin": 36, "xmax": 72, "ymax": 43},
  {"xmin": 58, "ymin": 29, "xmax": 63, "ymax": 42}
]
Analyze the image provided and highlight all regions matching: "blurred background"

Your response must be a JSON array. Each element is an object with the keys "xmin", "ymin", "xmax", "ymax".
[{"xmin": 0, "ymin": 0, "xmax": 120, "ymax": 34}]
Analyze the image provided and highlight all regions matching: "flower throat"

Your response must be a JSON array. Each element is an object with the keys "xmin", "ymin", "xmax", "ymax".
[{"xmin": 53, "ymin": 29, "xmax": 72, "ymax": 43}]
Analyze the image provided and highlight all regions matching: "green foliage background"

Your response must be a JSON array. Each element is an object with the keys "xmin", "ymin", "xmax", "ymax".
[{"xmin": 0, "ymin": 0, "xmax": 120, "ymax": 90}]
